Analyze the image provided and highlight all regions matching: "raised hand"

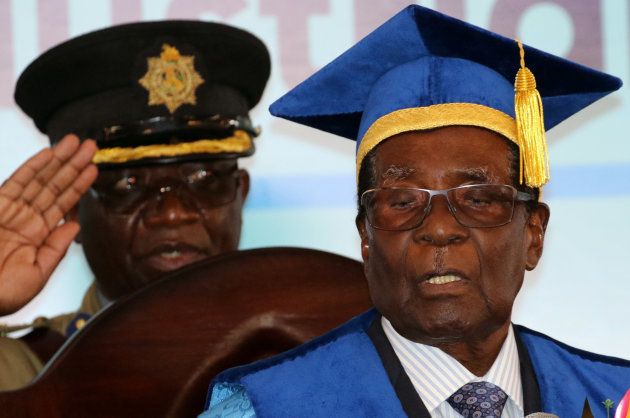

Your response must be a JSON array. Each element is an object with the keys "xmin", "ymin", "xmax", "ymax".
[{"xmin": 0, "ymin": 134, "xmax": 98, "ymax": 316}]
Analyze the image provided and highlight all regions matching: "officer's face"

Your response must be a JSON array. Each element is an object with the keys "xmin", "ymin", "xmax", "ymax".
[
  {"xmin": 357, "ymin": 126, "xmax": 548, "ymax": 345},
  {"xmin": 77, "ymin": 158, "xmax": 249, "ymax": 300}
]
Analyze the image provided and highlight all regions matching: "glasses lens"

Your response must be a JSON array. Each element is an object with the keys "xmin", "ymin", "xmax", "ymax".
[
  {"xmin": 449, "ymin": 184, "xmax": 516, "ymax": 227},
  {"xmin": 363, "ymin": 188, "xmax": 430, "ymax": 230},
  {"xmin": 91, "ymin": 167, "xmax": 239, "ymax": 215},
  {"xmin": 91, "ymin": 173, "xmax": 146, "ymax": 214},
  {"xmin": 182, "ymin": 167, "xmax": 238, "ymax": 207}
]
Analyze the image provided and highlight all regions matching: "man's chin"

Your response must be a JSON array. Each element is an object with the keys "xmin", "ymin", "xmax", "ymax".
[
  {"xmin": 401, "ymin": 310, "xmax": 510, "ymax": 346},
  {"xmin": 391, "ymin": 308, "xmax": 483, "ymax": 343}
]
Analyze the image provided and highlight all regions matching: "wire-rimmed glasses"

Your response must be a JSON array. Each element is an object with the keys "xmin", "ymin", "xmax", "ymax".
[{"xmin": 360, "ymin": 184, "xmax": 536, "ymax": 230}]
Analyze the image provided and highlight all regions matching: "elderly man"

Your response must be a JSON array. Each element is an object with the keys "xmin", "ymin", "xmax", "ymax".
[
  {"xmin": 203, "ymin": 5, "xmax": 629, "ymax": 418},
  {"xmin": 0, "ymin": 21, "xmax": 270, "ymax": 390}
]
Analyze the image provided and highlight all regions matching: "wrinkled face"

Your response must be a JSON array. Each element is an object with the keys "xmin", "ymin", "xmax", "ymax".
[
  {"xmin": 77, "ymin": 158, "xmax": 249, "ymax": 300},
  {"xmin": 357, "ymin": 126, "xmax": 548, "ymax": 344}
]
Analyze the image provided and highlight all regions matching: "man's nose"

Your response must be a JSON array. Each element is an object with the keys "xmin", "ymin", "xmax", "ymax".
[
  {"xmin": 142, "ymin": 186, "xmax": 201, "ymax": 226},
  {"xmin": 412, "ymin": 195, "xmax": 468, "ymax": 246}
]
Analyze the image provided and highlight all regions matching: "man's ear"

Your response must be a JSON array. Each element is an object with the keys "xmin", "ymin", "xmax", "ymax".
[
  {"xmin": 237, "ymin": 169, "xmax": 250, "ymax": 204},
  {"xmin": 525, "ymin": 202, "xmax": 550, "ymax": 271},
  {"xmin": 356, "ymin": 214, "xmax": 370, "ymax": 264},
  {"xmin": 65, "ymin": 204, "xmax": 82, "ymax": 244}
]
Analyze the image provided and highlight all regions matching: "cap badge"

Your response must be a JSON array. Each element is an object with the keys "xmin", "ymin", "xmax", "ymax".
[{"xmin": 139, "ymin": 44, "xmax": 204, "ymax": 113}]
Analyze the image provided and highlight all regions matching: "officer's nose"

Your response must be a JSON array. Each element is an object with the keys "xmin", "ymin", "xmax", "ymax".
[
  {"xmin": 412, "ymin": 194, "xmax": 468, "ymax": 246},
  {"xmin": 142, "ymin": 185, "xmax": 201, "ymax": 226}
]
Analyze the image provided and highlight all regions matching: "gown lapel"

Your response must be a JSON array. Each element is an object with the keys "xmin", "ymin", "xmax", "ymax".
[
  {"xmin": 367, "ymin": 317, "xmax": 431, "ymax": 418},
  {"xmin": 515, "ymin": 326, "xmax": 543, "ymax": 415}
]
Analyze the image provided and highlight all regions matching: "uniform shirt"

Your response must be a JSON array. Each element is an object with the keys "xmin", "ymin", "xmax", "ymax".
[
  {"xmin": 382, "ymin": 317, "xmax": 524, "ymax": 418},
  {"xmin": 0, "ymin": 283, "xmax": 105, "ymax": 391}
]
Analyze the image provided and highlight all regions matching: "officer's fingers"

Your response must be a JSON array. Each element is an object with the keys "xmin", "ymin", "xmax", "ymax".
[
  {"xmin": 50, "ymin": 134, "xmax": 82, "ymax": 162},
  {"xmin": 21, "ymin": 135, "xmax": 85, "ymax": 204},
  {"xmin": 36, "ymin": 221, "xmax": 80, "ymax": 281},
  {"xmin": 50, "ymin": 140, "xmax": 98, "ymax": 192},
  {"xmin": 30, "ymin": 140, "xmax": 97, "ymax": 213},
  {"xmin": 0, "ymin": 148, "xmax": 54, "ymax": 200},
  {"xmin": 41, "ymin": 164, "xmax": 98, "ymax": 230}
]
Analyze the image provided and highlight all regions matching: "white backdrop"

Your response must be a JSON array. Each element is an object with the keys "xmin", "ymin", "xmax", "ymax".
[{"xmin": 1, "ymin": 0, "xmax": 629, "ymax": 359}]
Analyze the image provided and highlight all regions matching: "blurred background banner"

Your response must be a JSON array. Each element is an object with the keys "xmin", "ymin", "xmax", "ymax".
[{"xmin": 1, "ymin": 0, "xmax": 628, "ymax": 358}]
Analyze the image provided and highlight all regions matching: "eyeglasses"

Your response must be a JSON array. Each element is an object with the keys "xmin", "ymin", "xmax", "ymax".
[
  {"xmin": 360, "ymin": 184, "xmax": 536, "ymax": 231},
  {"xmin": 90, "ymin": 165, "xmax": 241, "ymax": 215}
]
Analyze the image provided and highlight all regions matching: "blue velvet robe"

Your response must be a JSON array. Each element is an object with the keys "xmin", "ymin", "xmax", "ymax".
[{"xmin": 207, "ymin": 310, "xmax": 630, "ymax": 417}]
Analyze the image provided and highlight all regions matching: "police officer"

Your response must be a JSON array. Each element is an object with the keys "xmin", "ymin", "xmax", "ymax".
[{"xmin": 0, "ymin": 20, "xmax": 270, "ymax": 390}]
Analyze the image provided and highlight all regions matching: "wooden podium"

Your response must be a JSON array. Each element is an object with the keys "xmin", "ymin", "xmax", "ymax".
[{"xmin": 0, "ymin": 247, "xmax": 371, "ymax": 417}]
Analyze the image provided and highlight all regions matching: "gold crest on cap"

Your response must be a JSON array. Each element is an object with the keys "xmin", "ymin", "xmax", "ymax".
[{"xmin": 139, "ymin": 44, "xmax": 204, "ymax": 113}]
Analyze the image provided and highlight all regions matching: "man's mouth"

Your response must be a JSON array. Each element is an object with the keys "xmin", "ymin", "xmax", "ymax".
[
  {"xmin": 138, "ymin": 242, "xmax": 208, "ymax": 272},
  {"xmin": 416, "ymin": 270, "xmax": 470, "ymax": 296},
  {"xmin": 425, "ymin": 274, "xmax": 462, "ymax": 285},
  {"xmin": 160, "ymin": 249, "xmax": 184, "ymax": 259}
]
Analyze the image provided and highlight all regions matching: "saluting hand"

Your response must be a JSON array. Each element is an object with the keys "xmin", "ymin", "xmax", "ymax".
[{"xmin": 0, "ymin": 134, "xmax": 98, "ymax": 316}]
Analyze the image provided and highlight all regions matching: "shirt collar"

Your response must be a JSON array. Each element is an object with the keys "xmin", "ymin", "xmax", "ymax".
[
  {"xmin": 381, "ymin": 317, "xmax": 523, "ymax": 413},
  {"xmin": 94, "ymin": 284, "xmax": 113, "ymax": 311}
]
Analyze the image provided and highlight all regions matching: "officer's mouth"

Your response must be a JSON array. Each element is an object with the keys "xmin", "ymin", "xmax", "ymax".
[{"xmin": 137, "ymin": 242, "xmax": 209, "ymax": 272}]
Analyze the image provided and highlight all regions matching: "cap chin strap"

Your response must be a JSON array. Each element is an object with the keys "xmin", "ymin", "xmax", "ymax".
[{"xmin": 93, "ymin": 130, "xmax": 253, "ymax": 164}]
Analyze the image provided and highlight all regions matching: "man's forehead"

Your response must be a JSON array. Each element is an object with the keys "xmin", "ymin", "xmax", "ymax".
[
  {"xmin": 375, "ymin": 127, "xmax": 512, "ymax": 162},
  {"xmin": 369, "ymin": 133, "xmax": 515, "ymax": 187},
  {"xmin": 378, "ymin": 163, "xmax": 498, "ymax": 183}
]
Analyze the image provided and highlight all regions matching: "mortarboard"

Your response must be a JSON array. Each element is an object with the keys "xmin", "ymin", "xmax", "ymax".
[
  {"xmin": 270, "ymin": 5, "xmax": 622, "ymax": 188},
  {"xmin": 15, "ymin": 21, "xmax": 271, "ymax": 166}
]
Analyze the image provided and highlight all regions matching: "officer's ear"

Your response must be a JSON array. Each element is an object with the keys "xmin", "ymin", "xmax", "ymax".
[
  {"xmin": 237, "ymin": 169, "xmax": 250, "ymax": 203},
  {"xmin": 64, "ymin": 205, "xmax": 81, "ymax": 243}
]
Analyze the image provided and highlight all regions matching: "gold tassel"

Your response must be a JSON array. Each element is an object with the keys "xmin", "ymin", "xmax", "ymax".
[{"xmin": 514, "ymin": 40, "xmax": 549, "ymax": 188}]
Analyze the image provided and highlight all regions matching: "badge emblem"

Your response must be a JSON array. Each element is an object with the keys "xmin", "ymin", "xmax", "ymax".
[{"xmin": 139, "ymin": 44, "xmax": 204, "ymax": 113}]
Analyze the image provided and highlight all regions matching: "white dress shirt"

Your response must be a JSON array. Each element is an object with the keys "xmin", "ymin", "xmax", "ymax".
[{"xmin": 381, "ymin": 317, "xmax": 524, "ymax": 418}]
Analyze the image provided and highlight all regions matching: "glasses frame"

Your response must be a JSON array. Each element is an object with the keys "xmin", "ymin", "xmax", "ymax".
[
  {"xmin": 89, "ymin": 167, "xmax": 242, "ymax": 215},
  {"xmin": 360, "ymin": 184, "xmax": 536, "ymax": 231}
]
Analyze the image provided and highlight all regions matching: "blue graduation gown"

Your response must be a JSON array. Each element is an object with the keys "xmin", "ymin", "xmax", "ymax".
[{"xmin": 206, "ymin": 310, "xmax": 630, "ymax": 418}]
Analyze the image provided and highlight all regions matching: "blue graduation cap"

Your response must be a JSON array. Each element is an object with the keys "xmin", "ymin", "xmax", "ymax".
[{"xmin": 270, "ymin": 5, "xmax": 622, "ymax": 188}]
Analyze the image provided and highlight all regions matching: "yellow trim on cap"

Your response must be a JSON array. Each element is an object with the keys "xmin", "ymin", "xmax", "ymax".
[
  {"xmin": 356, "ymin": 103, "xmax": 517, "ymax": 178},
  {"xmin": 93, "ymin": 129, "xmax": 252, "ymax": 164}
]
